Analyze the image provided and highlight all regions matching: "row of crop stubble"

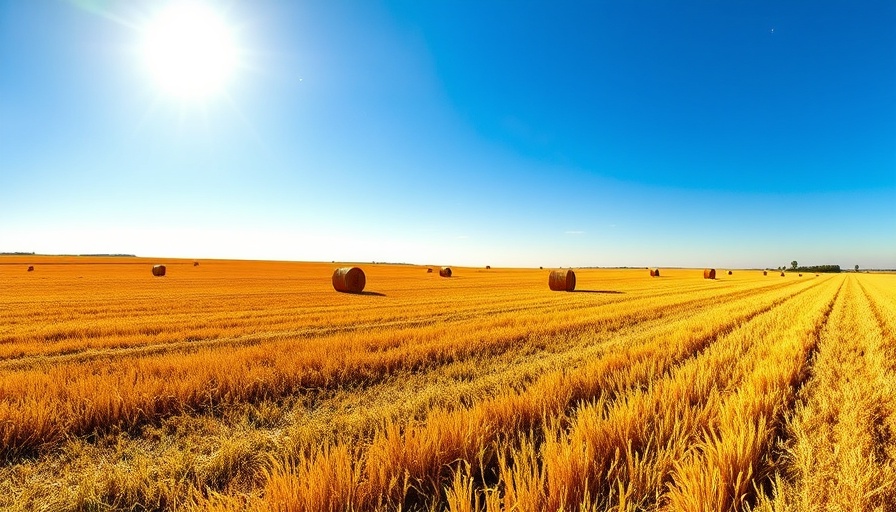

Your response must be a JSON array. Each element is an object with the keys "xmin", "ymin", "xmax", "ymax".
[
  {"xmin": 751, "ymin": 273, "xmax": 896, "ymax": 511},
  {"xmin": 0, "ymin": 260, "xmax": 793, "ymax": 459},
  {"xmin": 1, "ymin": 258, "xmax": 893, "ymax": 510},
  {"xmin": 0, "ymin": 259, "xmax": 799, "ymax": 361},
  {"xmin": 231, "ymin": 272, "xmax": 841, "ymax": 511},
  {"xmin": 197, "ymin": 274, "xmax": 893, "ymax": 511}
]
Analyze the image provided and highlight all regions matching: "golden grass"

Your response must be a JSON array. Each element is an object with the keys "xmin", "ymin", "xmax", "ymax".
[
  {"xmin": 0, "ymin": 256, "xmax": 893, "ymax": 511},
  {"xmin": 751, "ymin": 275, "xmax": 896, "ymax": 512}
]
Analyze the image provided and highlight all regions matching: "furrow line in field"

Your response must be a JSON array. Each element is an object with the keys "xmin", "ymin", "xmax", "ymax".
[
  {"xmin": 274, "ymin": 277, "xmax": 824, "ymax": 456},
  {"xmin": 251, "ymin": 276, "xmax": 834, "ymax": 511},
  {"xmin": 461, "ymin": 274, "xmax": 843, "ymax": 512},
  {"xmin": 0, "ymin": 279, "xmax": 822, "ymax": 463},
  {"xmin": 0, "ymin": 278, "xmax": 819, "ymax": 508},
  {"xmin": 0, "ymin": 271, "xmax": 793, "ymax": 352},
  {"xmin": 660, "ymin": 275, "xmax": 842, "ymax": 512},
  {"xmin": 0, "ymin": 274, "xmax": 776, "ymax": 358},
  {"xmin": 754, "ymin": 276, "xmax": 896, "ymax": 511},
  {"xmin": 0, "ymin": 276, "xmax": 811, "ymax": 372},
  {"xmin": 856, "ymin": 277, "xmax": 896, "ymax": 349}
]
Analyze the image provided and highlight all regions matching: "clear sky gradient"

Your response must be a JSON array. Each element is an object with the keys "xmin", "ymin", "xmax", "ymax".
[{"xmin": 2, "ymin": 1, "xmax": 894, "ymax": 268}]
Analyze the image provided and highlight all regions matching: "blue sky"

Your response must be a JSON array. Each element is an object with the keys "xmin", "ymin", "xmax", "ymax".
[{"xmin": 1, "ymin": 0, "xmax": 894, "ymax": 268}]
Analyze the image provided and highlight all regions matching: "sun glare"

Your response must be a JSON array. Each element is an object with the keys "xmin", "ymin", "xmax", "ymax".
[{"xmin": 140, "ymin": 2, "xmax": 240, "ymax": 101}]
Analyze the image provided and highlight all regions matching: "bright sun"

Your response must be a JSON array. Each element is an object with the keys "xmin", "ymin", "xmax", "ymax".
[{"xmin": 140, "ymin": 2, "xmax": 240, "ymax": 101}]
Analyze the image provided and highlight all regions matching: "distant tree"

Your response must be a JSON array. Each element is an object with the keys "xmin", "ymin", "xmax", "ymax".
[
  {"xmin": 855, "ymin": 264, "xmax": 859, "ymax": 272},
  {"xmin": 791, "ymin": 261, "xmax": 798, "ymax": 270}
]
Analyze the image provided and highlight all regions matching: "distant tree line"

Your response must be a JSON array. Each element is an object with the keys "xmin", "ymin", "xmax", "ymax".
[
  {"xmin": 791, "ymin": 264, "xmax": 841, "ymax": 273},
  {"xmin": 1, "ymin": 252, "xmax": 136, "ymax": 257},
  {"xmin": 76, "ymin": 254, "xmax": 137, "ymax": 257}
]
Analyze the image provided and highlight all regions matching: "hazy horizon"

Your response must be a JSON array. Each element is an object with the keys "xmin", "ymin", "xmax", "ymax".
[
  {"xmin": 2, "ymin": 1, "xmax": 894, "ymax": 269},
  {"xmin": 0, "ymin": 251, "xmax": 884, "ymax": 272}
]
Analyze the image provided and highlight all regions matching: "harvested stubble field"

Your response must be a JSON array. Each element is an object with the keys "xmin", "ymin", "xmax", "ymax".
[{"xmin": 1, "ymin": 257, "xmax": 894, "ymax": 511}]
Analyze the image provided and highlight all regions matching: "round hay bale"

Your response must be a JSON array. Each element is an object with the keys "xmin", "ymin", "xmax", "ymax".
[
  {"xmin": 649, "ymin": 269, "xmax": 655, "ymax": 277},
  {"xmin": 781, "ymin": 272, "xmax": 785, "ymax": 277},
  {"xmin": 193, "ymin": 261, "xmax": 199, "ymax": 267},
  {"xmin": 439, "ymin": 267, "xmax": 452, "ymax": 278},
  {"xmin": 332, "ymin": 267, "xmax": 366, "ymax": 293},
  {"xmin": 727, "ymin": 270, "xmax": 733, "ymax": 275},
  {"xmin": 152, "ymin": 265, "xmax": 166, "ymax": 277},
  {"xmin": 27, "ymin": 265, "xmax": 34, "ymax": 272},
  {"xmin": 427, "ymin": 268, "xmax": 433, "ymax": 273},
  {"xmin": 486, "ymin": 265, "xmax": 491, "ymax": 269},
  {"xmin": 539, "ymin": 266, "xmax": 543, "ymax": 270},
  {"xmin": 703, "ymin": 268, "xmax": 716, "ymax": 279},
  {"xmin": 549, "ymin": 269, "xmax": 576, "ymax": 291},
  {"xmin": 798, "ymin": 273, "xmax": 802, "ymax": 277},
  {"xmin": 651, "ymin": 269, "xmax": 660, "ymax": 277},
  {"xmin": 763, "ymin": 271, "xmax": 768, "ymax": 276}
]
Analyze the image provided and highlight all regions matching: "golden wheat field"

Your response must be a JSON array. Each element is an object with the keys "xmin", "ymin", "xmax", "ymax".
[{"xmin": 0, "ymin": 256, "xmax": 894, "ymax": 511}]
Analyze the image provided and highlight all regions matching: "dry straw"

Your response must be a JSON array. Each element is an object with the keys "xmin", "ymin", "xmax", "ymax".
[
  {"xmin": 152, "ymin": 265, "xmax": 166, "ymax": 277},
  {"xmin": 703, "ymin": 268, "xmax": 716, "ymax": 279},
  {"xmin": 439, "ymin": 267, "xmax": 452, "ymax": 278},
  {"xmin": 332, "ymin": 267, "xmax": 366, "ymax": 293},
  {"xmin": 549, "ymin": 269, "xmax": 576, "ymax": 291}
]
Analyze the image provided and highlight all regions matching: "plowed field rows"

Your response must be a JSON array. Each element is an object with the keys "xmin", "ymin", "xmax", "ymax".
[{"xmin": 0, "ymin": 257, "xmax": 892, "ymax": 511}]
